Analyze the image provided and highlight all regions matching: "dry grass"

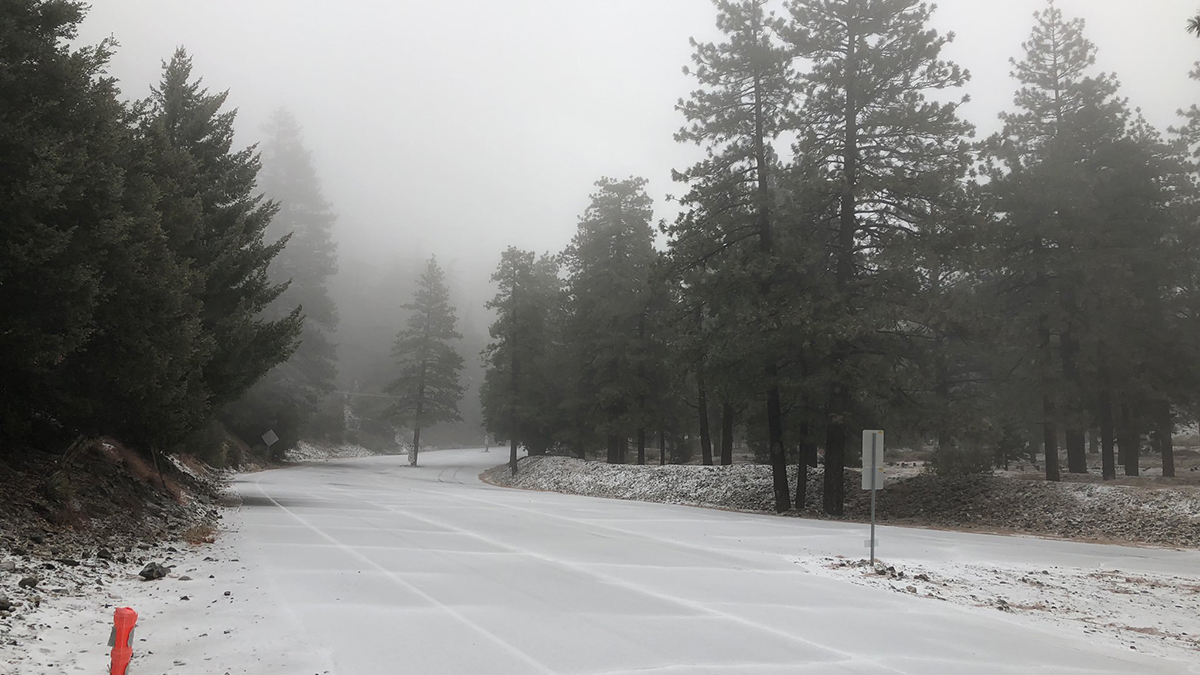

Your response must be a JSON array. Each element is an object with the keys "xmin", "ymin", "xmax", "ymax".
[{"xmin": 182, "ymin": 524, "xmax": 218, "ymax": 546}]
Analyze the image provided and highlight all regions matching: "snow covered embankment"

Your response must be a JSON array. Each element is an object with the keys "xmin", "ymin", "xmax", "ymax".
[
  {"xmin": 795, "ymin": 556, "xmax": 1200, "ymax": 661},
  {"xmin": 483, "ymin": 456, "xmax": 1200, "ymax": 548},
  {"xmin": 284, "ymin": 440, "xmax": 375, "ymax": 462}
]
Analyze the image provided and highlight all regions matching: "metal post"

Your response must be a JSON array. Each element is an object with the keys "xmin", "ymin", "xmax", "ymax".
[{"xmin": 870, "ymin": 433, "xmax": 877, "ymax": 566}]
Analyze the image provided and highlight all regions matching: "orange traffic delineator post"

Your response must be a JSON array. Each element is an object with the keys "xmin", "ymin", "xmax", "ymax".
[{"xmin": 109, "ymin": 607, "xmax": 138, "ymax": 675}]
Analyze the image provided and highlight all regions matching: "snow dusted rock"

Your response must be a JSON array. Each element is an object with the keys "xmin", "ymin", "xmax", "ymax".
[
  {"xmin": 139, "ymin": 562, "xmax": 169, "ymax": 581},
  {"xmin": 0, "ymin": 561, "xmax": 15, "ymax": 573},
  {"xmin": 16, "ymin": 576, "xmax": 38, "ymax": 589},
  {"xmin": 0, "ymin": 595, "xmax": 10, "ymax": 611}
]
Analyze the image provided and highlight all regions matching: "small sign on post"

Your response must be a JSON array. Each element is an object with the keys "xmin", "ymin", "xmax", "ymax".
[
  {"xmin": 862, "ymin": 430, "xmax": 884, "ymax": 565},
  {"xmin": 261, "ymin": 429, "xmax": 279, "ymax": 447}
]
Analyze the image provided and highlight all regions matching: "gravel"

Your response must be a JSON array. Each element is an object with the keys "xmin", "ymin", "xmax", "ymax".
[{"xmin": 483, "ymin": 456, "xmax": 1200, "ymax": 549}]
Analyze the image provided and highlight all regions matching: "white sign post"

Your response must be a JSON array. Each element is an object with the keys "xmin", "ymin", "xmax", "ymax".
[{"xmin": 862, "ymin": 430, "xmax": 884, "ymax": 565}]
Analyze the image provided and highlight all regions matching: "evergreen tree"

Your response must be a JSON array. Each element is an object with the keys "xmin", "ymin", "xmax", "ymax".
[
  {"xmin": 0, "ymin": 1, "xmax": 208, "ymax": 451},
  {"xmin": 983, "ymin": 1, "xmax": 1182, "ymax": 481},
  {"xmin": 145, "ymin": 48, "xmax": 302, "ymax": 411},
  {"xmin": 786, "ymin": 0, "xmax": 972, "ymax": 514},
  {"xmin": 561, "ymin": 178, "xmax": 658, "ymax": 464},
  {"xmin": 223, "ymin": 109, "xmax": 340, "ymax": 455},
  {"xmin": 672, "ymin": 0, "xmax": 797, "ymax": 510},
  {"xmin": 388, "ymin": 257, "xmax": 465, "ymax": 466},
  {"xmin": 481, "ymin": 248, "xmax": 564, "ymax": 473}
]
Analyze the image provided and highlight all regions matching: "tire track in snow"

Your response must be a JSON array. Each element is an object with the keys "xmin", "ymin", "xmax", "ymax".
[{"xmin": 249, "ymin": 478, "xmax": 559, "ymax": 675}]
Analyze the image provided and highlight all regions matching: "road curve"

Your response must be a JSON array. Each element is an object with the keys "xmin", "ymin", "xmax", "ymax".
[{"xmin": 233, "ymin": 449, "xmax": 1199, "ymax": 675}]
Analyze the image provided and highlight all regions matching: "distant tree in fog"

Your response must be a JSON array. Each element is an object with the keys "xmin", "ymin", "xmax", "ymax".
[
  {"xmin": 223, "ymin": 109, "xmax": 341, "ymax": 456},
  {"xmin": 481, "ymin": 247, "xmax": 564, "ymax": 474},
  {"xmin": 388, "ymin": 257, "xmax": 465, "ymax": 466}
]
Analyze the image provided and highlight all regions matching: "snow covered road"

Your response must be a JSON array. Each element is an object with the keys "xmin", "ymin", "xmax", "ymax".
[{"xmin": 231, "ymin": 449, "xmax": 1199, "ymax": 675}]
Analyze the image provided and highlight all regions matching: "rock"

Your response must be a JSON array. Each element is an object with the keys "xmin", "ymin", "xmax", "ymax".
[
  {"xmin": 18, "ymin": 576, "xmax": 39, "ymax": 589},
  {"xmin": 0, "ymin": 561, "xmax": 16, "ymax": 573},
  {"xmin": 96, "ymin": 549, "xmax": 112, "ymax": 560},
  {"xmin": 180, "ymin": 595, "xmax": 190, "ymax": 601},
  {"xmin": 223, "ymin": 590, "xmax": 231, "ymax": 597},
  {"xmin": 179, "ymin": 576, "xmax": 192, "ymax": 581},
  {"xmin": 54, "ymin": 558, "xmax": 79, "ymax": 567},
  {"xmin": 10, "ymin": 547, "xmax": 26, "ymax": 557},
  {"xmin": 0, "ymin": 596, "xmax": 10, "ymax": 611},
  {"xmin": 139, "ymin": 562, "xmax": 169, "ymax": 581}
]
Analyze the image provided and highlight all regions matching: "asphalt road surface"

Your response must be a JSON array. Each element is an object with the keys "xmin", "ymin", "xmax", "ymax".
[{"xmin": 234, "ymin": 449, "xmax": 1199, "ymax": 675}]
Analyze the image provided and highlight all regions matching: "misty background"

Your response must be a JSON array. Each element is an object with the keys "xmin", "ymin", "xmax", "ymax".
[{"xmin": 73, "ymin": 0, "xmax": 1200, "ymax": 446}]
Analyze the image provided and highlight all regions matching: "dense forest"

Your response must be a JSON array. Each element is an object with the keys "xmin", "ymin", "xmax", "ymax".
[
  {"xmin": 479, "ymin": 0, "xmax": 1200, "ymax": 515},
  {"xmin": 5, "ymin": 0, "xmax": 1200, "ymax": 518}
]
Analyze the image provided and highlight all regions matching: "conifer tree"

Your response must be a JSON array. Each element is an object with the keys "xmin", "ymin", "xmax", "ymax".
[
  {"xmin": 561, "ymin": 177, "xmax": 658, "ymax": 464},
  {"xmin": 0, "ymin": 1, "xmax": 208, "ymax": 450},
  {"xmin": 145, "ymin": 48, "xmax": 302, "ymax": 410},
  {"xmin": 223, "ymin": 109, "xmax": 340, "ymax": 454},
  {"xmin": 388, "ymin": 257, "xmax": 465, "ymax": 466},
  {"xmin": 786, "ymin": 0, "xmax": 972, "ymax": 513},
  {"xmin": 481, "ymin": 248, "xmax": 564, "ymax": 473},
  {"xmin": 672, "ymin": 0, "xmax": 797, "ymax": 510}
]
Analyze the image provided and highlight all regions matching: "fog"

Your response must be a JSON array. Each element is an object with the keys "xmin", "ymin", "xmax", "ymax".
[
  {"xmin": 70, "ymin": 0, "xmax": 1200, "ymax": 445},
  {"xmin": 80, "ymin": 0, "xmax": 1200, "ymax": 275}
]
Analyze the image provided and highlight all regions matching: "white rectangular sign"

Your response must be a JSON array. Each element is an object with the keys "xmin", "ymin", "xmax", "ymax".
[{"xmin": 862, "ymin": 429, "xmax": 884, "ymax": 491}]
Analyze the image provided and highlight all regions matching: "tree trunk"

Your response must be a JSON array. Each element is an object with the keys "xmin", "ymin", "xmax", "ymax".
[
  {"xmin": 697, "ymin": 372, "xmax": 713, "ymax": 466},
  {"xmin": 720, "ymin": 401, "xmax": 734, "ymax": 466},
  {"xmin": 796, "ymin": 419, "xmax": 813, "ymax": 510},
  {"xmin": 1156, "ymin": 401, "xmax": 1175, "ymax": 479},
  {"xmin": 1037, "ymin": 317, "xmax": 1059, "ymax": 482},
  {"xmin": 1099, "ymin": 389, "xmax": 1116, "ymax": 480},
  {"xmin": 824, "ymin": 20, "xmax": 860, "ymax": 516},
  {"xmin": 1060, "ymin": 327, "xmax": 1087, "ymax": 474},
  {"xmin": 509, "ymin": 280, "xmax": 519, "ymax": 475},
  {"xmin": 607, "ymin": 434, "xmax": 620, "ymax": 464},
  {"xmin": 1119, "ymin": 403, "xmax": 1139, "ymax": 477},
  {"xmin": 823, "ymin": 388, "xmax": 848, "ymax": 515},
  {"xmin": 659, "ymin": 428, "xmax": 666, "ymax": 466},
  {"xmin": 411, "ymin": 425, "xmax": 421, "ymax": 467}
]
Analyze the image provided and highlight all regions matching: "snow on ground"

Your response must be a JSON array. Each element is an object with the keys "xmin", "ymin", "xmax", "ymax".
[
  {"xmin": 0, "ymin": 510, "xmax": 331, "ymax": 675},
  {"xmin": 284, "ymin": 440, "xmax": 375, "ymax": 463},
  {"xmin": 793, "ymin": 555, "xmax": 1200, "ymax": 661},
  {"xmin": 485, "ymin": 455, "xmax": 1200, "ymax": 548}
]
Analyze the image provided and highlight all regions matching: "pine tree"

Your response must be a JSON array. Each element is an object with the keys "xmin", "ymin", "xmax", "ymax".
[
  {"xmin": 561, "ymin": 178, "xmax": 658, "ymax": 464},
  {"xmin": 672, "ymin": 0, "xmax": 797, "ymax": 510},
  {"xmin": 481, "ymin": 248, "xmax": 564, "ymax": 474},
  {"xmin": 223, "ymin": 109, "xmax": 340, "ymax": 455},
  {"xmin": 145, "ymin": 48, "xmax": 302, "ymax": 411},
  {"xmin": 388, "ymin": 257, "xmax": 465, "ymax": 466},
  {"xmin": 982, "ymin": 1, "xmax": 1180, "ymax": 481},
  {"xmin": 786, "ymin": 0, "xmax": 972, "ymax": 513},
  {"xmin": 0, "ymin": 1, "xmax": 208, "ymax": 451}
]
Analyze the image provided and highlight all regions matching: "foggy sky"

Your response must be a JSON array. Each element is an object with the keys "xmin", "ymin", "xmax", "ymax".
[{"xmin": 78, "ymin": 0, "xmax": 1200, "ymax": 284}]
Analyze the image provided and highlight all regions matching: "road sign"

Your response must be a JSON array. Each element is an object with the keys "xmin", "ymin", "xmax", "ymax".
[
  {"xmin": 862, "ymin": 429, "xmax": 884, "ymax": 566},
  {"xmin": 261, "ymin": 430, "xmax": 279, "ymax": 447},
  {"xmin": 861, "ymin": 430, "xmax": 884, "ymax": 490}
]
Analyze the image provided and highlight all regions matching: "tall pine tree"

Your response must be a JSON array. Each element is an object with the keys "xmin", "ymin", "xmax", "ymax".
[
  {"xmin": 672, "ymin": 0, "xmax": 797, "ymax": 510},
  {"xmin": 388, "ymin": 257, "xmax": 465, "ymax": 466},
  {"xmin": 223, "ymin": 109, "xmax": 340, "ymax": 455},
  {"xmin": 787, "ymin": 0, "xmax": 972, "ymax": 514},
  {"xmin": 561, "ymin": 178, "xmax": 658, "ymax": 464},
  {"xmin": 145, "ymin": 48, "xmax": 302, "ymax": 411},
  {"xmin": 481, "ymin": 248, "xmax": 564, "ymax": 473}
]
